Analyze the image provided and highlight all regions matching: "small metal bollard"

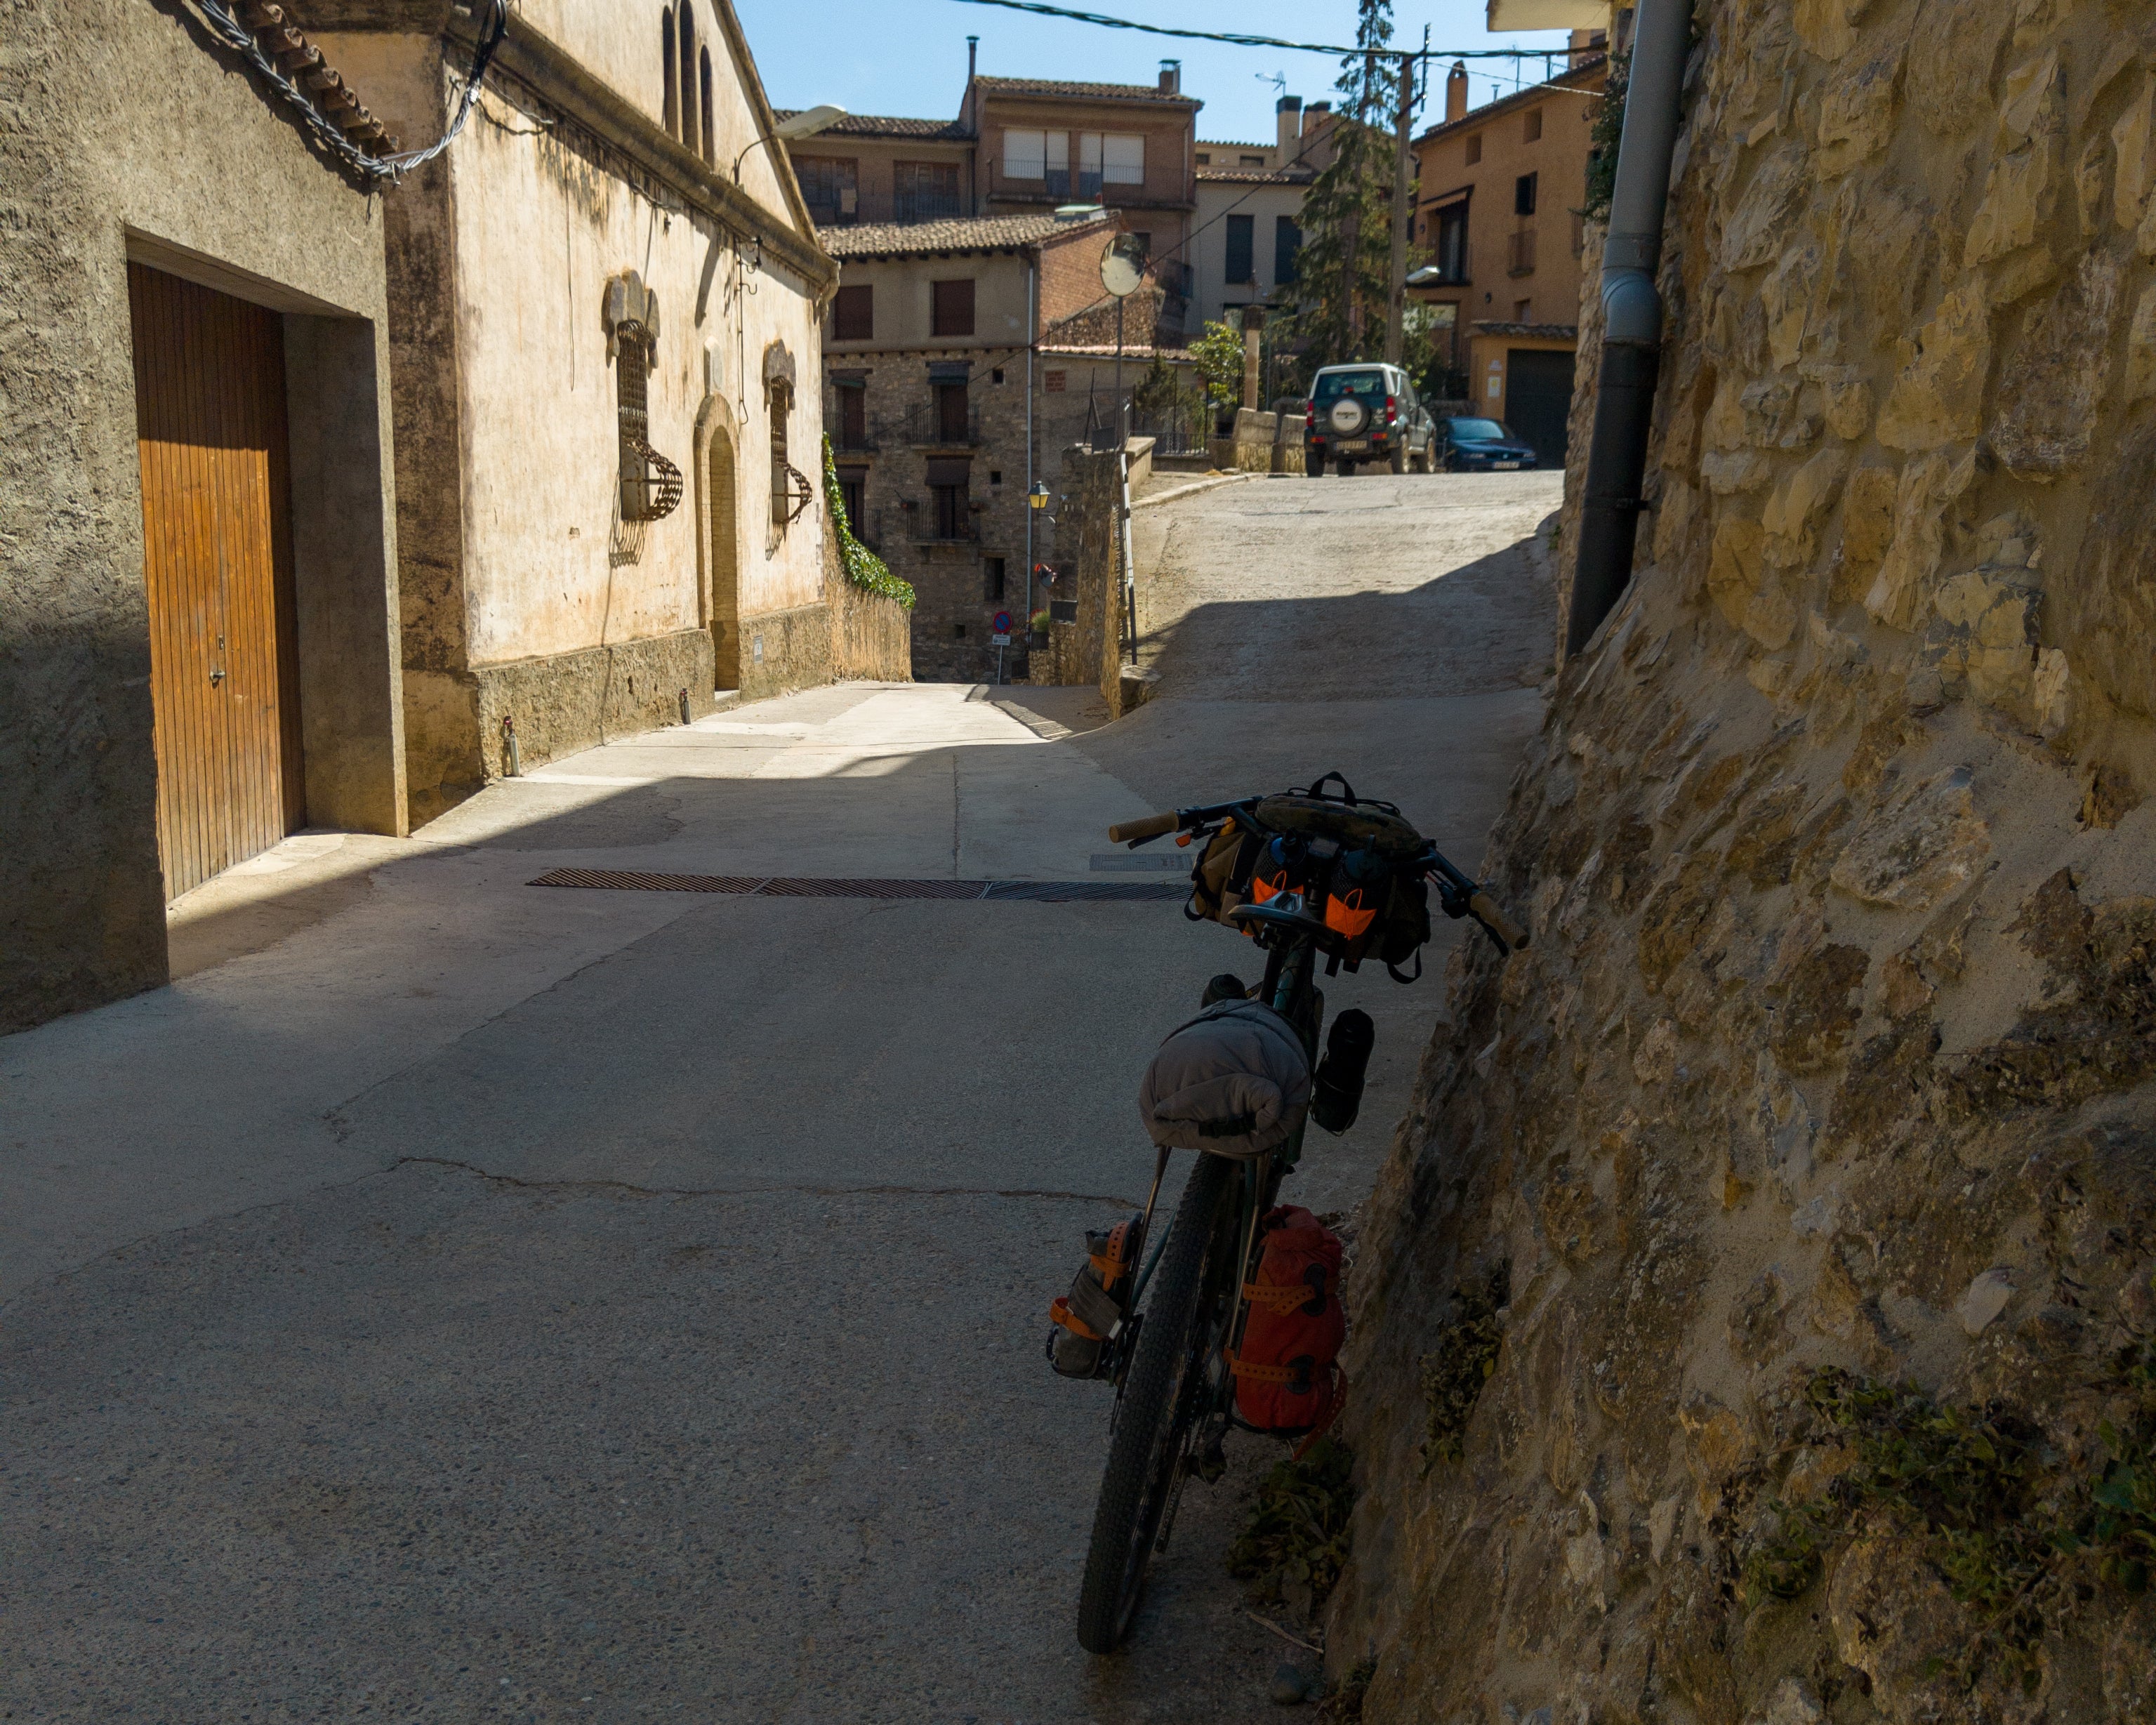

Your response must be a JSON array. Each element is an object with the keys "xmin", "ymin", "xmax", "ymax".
[
  {"xmin": 678, "ymin": 686, "xmax": 692, "ymax": 725},
  {"xmin": 501, "ymin": 713, "xmax": 521, "ymax": 777}
]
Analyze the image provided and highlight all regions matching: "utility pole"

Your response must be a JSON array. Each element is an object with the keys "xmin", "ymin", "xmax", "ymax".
[{"xmin": 1384, "ymin": 48, "xmax": 1416, "ymax": 366}]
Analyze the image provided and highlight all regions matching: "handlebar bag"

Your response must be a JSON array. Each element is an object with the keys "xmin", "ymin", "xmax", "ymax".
[
  {"xmin": 1186, "ymin": 819, "xmax": 1261, "ymax": 926},
  {"xmin": 1228, "ymin": 1205, "xmax": 1347, "ymax": 1435},
  {"xmin": 1137, "ymin": 1000, "xmax": 1311, "ymax": 1158}
]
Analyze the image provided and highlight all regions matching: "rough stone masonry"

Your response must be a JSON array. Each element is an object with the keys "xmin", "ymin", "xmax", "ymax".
[{"xmin": 1331, "ymin": 0, "xmax": 2156, "ymax": 1719}]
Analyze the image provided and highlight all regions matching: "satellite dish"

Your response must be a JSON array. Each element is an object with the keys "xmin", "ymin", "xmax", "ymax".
[{"xmin": 1099, "ymin": 233, "xmax": 1148, "ymax": 299}]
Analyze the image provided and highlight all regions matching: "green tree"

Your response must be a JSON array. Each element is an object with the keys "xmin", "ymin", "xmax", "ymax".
[
  {"xmin": 1187, "ymin": 319, "xmax": 1247, "ymax": 412},
  {"xmin": 1280, "ymin": 0, "xmax": 1429, "ymax": 375}
]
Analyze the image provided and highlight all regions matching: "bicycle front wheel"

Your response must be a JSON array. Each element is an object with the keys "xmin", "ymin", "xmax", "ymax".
[{"xmin": 1075, "ymin": 1151, "xmax": 1238, "ymax": 1653}]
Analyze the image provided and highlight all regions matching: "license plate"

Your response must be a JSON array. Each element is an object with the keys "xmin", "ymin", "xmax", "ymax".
[
  {"xmin": 1494, "ymin": 460, "xmax": 1521, "ymax": 469},
  {"xmin": 1336, "ymin": 439, "xmax": 1368, "ymax": 453}
]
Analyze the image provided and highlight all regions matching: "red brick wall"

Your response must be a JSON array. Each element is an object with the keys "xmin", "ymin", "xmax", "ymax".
[{"xmin": 1036, "ymin": 221, "xmax": 1118, "ymax": 328}]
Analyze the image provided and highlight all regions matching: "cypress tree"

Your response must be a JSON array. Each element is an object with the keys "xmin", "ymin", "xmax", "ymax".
[{"xmin": 1281, "ymin": 0, "xmax": 1417, "ymax": 381}]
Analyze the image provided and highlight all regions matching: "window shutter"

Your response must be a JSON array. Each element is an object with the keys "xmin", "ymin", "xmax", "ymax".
[
  {"xmin": 1003, "ymin": 128, "xmax": 1046, "ymax": 178},
  {"xmin": 932, "ymin": 279, "xmax": 975, "ymax": 338},
  {"xmin": 1224, "ymin": 214, "xmax": 1254, "ymax": 284},
  {"xmin": 1103, "ymin": 133, "xmax": 1145, "ymax": 185},
  {"xmin": 833, "ymin": 284, "xmax": 873, "ymax": 341}
]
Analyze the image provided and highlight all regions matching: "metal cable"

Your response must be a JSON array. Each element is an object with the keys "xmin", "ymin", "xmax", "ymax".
[
  {"xmin": 948, "ymin": 0, "xmax": 1561, "ymax": 61},
  {"xmin": 190, "ymin": 0, "xmax": 508, "ymax": 186}
]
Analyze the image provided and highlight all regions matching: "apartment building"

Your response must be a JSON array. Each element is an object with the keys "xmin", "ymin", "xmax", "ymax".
[
  {"xmin": 1186, "ymin": 96, "xmax": 1336, "ymax": 331},
  {"xmin": 972, "ymin": 69, "xmax": 1201, "ymax": 338},
  {"xmin": 821, "ymin": 210, "xmax": 1131, "ymax": 683},
  {"xmin": 783, "ymin": 112, "xmax": 975, "ymax": 227},
  {"xmin": 786, "ymin": 53, "xmax": 1203, "ymax": 343},
  {"xmin": 1407, "ymin": 53, "xmax": 1608, "ymax": 464}
]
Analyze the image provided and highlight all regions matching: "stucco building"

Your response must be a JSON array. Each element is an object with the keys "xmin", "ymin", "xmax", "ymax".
[
  {"xmin": 310, "ymin": 0, "xmax": 841, "ymax": 818},
  {"xmin": 1188, "ymin": 97, "xmax": 1332, "ymax": 332},
  {"xmin": 3, "ymin": 0, "xmax": 406, "ymax": 1030},
  {"xmin": 1408, "ymin": 52, "xmax": 1607, "ymax": 462},
  {"xmin": 821, "ymin": 209, "xmax": 1132, "ymax": 682}
]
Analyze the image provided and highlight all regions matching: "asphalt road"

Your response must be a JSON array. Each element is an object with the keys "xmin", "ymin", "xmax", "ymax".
[{"xmin": 0, "ymin": 470, "xmax": 1561, "ymax": 1723}]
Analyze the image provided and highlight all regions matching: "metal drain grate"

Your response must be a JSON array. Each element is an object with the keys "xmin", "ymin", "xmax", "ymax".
[
  {"xmin": 527, "ymin": 868, "xmax": 766, "ymax": 893},
  {"xmin": 528, "ymin": 869, "xmax": 1187, "ymax": 902}
]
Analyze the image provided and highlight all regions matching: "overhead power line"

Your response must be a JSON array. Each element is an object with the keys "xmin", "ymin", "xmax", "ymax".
[{"xmin": 948, "ymin": 0, "xmax": 1567, "ymax": 61}]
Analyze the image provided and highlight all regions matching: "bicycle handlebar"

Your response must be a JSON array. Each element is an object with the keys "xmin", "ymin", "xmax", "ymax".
[
  {"xmin": 1465, "ymin": 890, "xmax": 1528, "ymax": 953},
  {"xmin": 1106, "ymin": 799, "xmax": 1530, "ymax": 956},
  {"xmin": 1106, "ymin": 812, "xmax": 1179, "ymax": 844}
]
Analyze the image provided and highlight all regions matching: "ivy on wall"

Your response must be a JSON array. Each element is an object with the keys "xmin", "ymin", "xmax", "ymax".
[{"xmin": 822, "ymin": 437, "xmax": 913, "ymax": 609}]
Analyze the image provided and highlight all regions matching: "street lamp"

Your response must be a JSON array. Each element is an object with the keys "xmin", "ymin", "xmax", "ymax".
[{"xmin": 734, "ymin": 104, "xmax": 845, "ymax": 181}]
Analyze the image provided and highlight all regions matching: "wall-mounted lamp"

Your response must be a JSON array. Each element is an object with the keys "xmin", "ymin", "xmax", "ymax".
[{"xmin": 734, "ymin": 104, "xmax": 845, "ymax": 181}]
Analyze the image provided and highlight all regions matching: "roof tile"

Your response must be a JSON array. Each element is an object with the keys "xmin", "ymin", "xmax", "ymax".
[{"xmin": 821, "ymin": 211, "xmax": 1112, "ymax": 257}]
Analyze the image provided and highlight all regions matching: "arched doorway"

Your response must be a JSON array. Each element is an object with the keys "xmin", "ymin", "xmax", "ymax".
[{"xmin": 701, "ymin": 418, "xmax": 740, "ymax": 691}]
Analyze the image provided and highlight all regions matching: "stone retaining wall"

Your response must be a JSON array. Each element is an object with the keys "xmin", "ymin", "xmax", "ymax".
[{"xmin": 1335, "ymin": 0, "xmax": 2156, "ymax": 1719}]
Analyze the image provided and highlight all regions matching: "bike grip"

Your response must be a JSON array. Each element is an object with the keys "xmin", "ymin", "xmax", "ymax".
[
  {"xmin": 1109, "ymin": 812, "xmax": 1179, "ymax": 843},
  {"xmin": 1468, "ymin": 891, "xmax": 1529, "ymax": 952}
]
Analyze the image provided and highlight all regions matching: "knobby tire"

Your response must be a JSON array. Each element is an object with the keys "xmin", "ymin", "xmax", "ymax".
[{"xmin": 1074, "ymin": 1152, "xmax": 1236, "ymax": 1653}]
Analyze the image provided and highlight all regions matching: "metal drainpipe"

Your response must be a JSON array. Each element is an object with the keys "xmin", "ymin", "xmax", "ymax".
[
  {"xmin": 1026, "ymin": 257, "xmax": 1037, "ymax": 633},
  {"xmin": 1563, "ymin": 0, "xmax": 1695, "ymax": 660}
]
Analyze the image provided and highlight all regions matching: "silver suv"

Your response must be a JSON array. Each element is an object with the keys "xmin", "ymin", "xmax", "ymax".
[{"xmin": 1302, "ymin": 364, "xmax": 1436, "ymax": 477}]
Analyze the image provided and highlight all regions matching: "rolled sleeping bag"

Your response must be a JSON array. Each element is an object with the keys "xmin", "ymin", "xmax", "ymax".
[{"xmin": 1137, "ymin": 1000, "xmax": 1312, "ymax": 1158}]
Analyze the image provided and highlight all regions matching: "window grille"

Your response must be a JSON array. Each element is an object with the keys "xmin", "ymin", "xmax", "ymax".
[{"xmin": 614, "ymin": 320, "xmax": 682, "ymax": 522}]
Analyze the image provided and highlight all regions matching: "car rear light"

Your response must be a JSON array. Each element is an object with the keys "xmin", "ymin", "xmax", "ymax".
[
  {"xmin": 1304, "ymin": 399, "xmax": 1316, "ymax": 421},
  {"xmin": 1385, "ymin": 395, "xmax": 1398, "ymax": 425}
]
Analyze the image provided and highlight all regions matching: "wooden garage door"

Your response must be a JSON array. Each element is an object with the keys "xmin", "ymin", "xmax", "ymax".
[{"xmin": 128, "ymin": 263, "xmax": 305, "ymax": 901}]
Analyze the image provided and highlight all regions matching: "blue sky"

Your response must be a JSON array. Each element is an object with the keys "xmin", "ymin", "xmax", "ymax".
[{"xmin": 734, "ymin": 0, "xmax": 1576, "ymax": 147}]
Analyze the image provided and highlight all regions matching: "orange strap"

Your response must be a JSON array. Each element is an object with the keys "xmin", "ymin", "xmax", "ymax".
[
  {"xmin": 1089, "ymin": 1222, "xmax": 1134, "ymax": 1282},
  {"xmin": 1241, "ymin": 1279, "xmax": 1317, "ymax": 1316},
  {"xmin": 1223, "ymin": 1348, "xmax": 1300, "ymax": 1385},
  {"xmin": 1050, "ymin": 1296, "xmax": 1104, "ymax": 1341}
]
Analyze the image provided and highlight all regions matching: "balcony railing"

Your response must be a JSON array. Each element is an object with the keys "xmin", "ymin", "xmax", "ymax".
[
  {"xmin": 1041, "ymin": 168, "xmax": 1104, "ymax": 201},
  {"xmin": 1507, "ymin": 227, "xmax": 1537, "ymax": 277},
  {"xmin": 901, "ymin": 498, "xmax": 982, "ymax": 542},
  {"xmin": 830, "ymin": 417, "xmax": 878, "ymax": 454},
  {"xmin": 906, "ymin": 402, "xmax": 984, "ymax": 447},
  {"xmin": 802, "ymin": 186, "xmax": 968, "ymax": 228}
]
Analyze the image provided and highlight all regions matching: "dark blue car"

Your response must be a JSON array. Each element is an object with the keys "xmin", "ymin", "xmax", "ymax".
[{"xmin": 1440, "ymin": 418, "xmax": 1540, "ymax": 472}]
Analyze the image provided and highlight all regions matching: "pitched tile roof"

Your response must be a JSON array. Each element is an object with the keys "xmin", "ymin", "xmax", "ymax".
[
  {"xmin": 973, "ymin": 74, "xmax": 1198, "ymax": 104},
  {"xmin": 1196, "ymin": 166, "xmax": 1314, "ymax": 185},
  {"xmin": 1468, "ymin": 319, "xmax": 1579, "ymax": 340},
  {"xmin": 772, "ymin": 110, "xmax": 972, "ymax": 140},
  {"xmin": 821, "ymin": 211, "xmax": 1112, "ymax": 258}
]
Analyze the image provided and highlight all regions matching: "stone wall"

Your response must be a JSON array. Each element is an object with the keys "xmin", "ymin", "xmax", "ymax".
[
  {"xmin": 1335, "ymin": 0, "xmax": 2156, "ymax": 1719},
  {"xmin": 1, "ymin": 0, "xmax": 402, "ymax": 1033}
]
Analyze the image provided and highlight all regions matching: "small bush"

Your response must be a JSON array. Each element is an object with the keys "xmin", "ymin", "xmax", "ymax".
[{"xmin": 1227, "ymin": 1435, "xmax": 1355, "ymax": 1621}]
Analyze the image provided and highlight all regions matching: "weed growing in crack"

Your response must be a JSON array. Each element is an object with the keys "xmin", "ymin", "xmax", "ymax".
[
  {"xmin": 1740, "ymin": 1333, "xmax": 2156, "ymax": 1693},
  {"xmin": 1317, "ymin": 1656, "xmax": 1377, "ymax": 1720},
  {"xmin": 1419, "ymin": 1260, "xmax": 1509, "ymax": 1469},
  {"xmin": 1227, "ymin": 1435, "xmax": 1355, "ymax": 1621}
]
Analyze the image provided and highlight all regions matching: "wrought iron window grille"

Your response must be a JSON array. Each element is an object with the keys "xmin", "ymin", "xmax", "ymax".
[{"xmin": 614, "ymin": 318, "xmax": 682, "ymax": 523}]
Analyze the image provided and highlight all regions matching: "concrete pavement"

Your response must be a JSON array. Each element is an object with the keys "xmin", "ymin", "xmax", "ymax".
[{"xmin": 1, "ymin": 471, "xmax": 1561, "ymax": 1721}]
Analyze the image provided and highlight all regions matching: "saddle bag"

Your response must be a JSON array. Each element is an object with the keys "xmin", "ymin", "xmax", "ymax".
[
  {"xmin": 1047, "ymin": 1212, "xmax": 1142, "ymax": 1379},
  {"xmin": 1228, "ymin": 1205, "xmax": 1347, "ymax": 1434}
]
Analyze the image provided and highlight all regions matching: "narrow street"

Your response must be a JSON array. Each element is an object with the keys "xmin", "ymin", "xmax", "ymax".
[{"xmin": 1, "ymin": 472, "xmax": 1560, "ymax": 1722}]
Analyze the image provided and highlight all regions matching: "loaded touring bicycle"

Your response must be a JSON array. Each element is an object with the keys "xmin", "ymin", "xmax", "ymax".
[{"xmin": 1043, "ymin": 774, "xmax": 1526, "ymax": 1652}]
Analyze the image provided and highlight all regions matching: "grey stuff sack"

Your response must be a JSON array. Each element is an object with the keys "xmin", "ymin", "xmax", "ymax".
[{"xmin": 1137, "ymin": 1000, "xmax": 1312, "ymax": 1159}]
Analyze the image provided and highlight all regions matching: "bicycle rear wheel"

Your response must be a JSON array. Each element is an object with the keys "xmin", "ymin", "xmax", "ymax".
[{"xmin": 1075, "ymin": 1151, "xmax": 1239, "ymax": 1653}]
